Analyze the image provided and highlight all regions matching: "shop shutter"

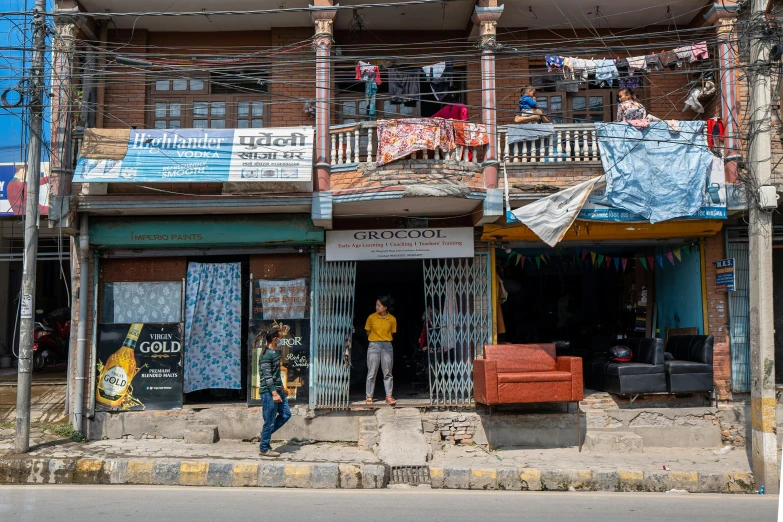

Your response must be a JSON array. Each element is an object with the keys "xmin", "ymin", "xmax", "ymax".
[
  {"xmin": 310, "ymin": 254, "xmax": 356, "ymax": 409},
  {"xmin": 727, "ymin": 240, "xmax": 750, "ymax": 393},
  {"xmin": 423, "ymin": 253, "xmax": 492, "ymax": 406}
]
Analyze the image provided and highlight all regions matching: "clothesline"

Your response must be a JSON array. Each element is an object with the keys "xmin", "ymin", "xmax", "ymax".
[{"xmin": 545, "ymin": 41, "xmax": 709, "ymax": 86}]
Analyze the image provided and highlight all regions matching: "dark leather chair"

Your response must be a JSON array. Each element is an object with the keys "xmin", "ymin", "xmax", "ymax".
[
  {"xmin": 591, "ymin": 337, "xmax": 666, "ymax": 395},
  {"xmin": 665, "ymin": 335, "xmax": 714, "ymax": 394}
]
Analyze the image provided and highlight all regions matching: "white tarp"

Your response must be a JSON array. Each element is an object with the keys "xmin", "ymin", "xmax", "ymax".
[{"xmin": 511, "ymin": 176, "xmax": 604, "ymax": 247}]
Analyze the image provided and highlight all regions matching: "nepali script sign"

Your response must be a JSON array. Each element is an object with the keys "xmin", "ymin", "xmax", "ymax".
[
  {"xmin": 326, "ymin": 227, "xmax": 474, "ymax": 261},
  {"xmin": 73, "ymin": 127, "xmax": 314, "ymax": 183}
]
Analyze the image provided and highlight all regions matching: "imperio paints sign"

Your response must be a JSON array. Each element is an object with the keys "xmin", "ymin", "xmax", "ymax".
[{"xmin": 326, "ymin": 227, "xmax": 474, "ymax": 261}]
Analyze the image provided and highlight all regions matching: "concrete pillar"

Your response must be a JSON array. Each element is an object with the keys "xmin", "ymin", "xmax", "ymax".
[
  {"xmin": 746, "ymin": 0, "xmax": 779, "ymax": 493},
  {"xmin": 0, "ymin": 239, "xmax": 9, "ymax": 349},
  {"xmin": 311, "ymin": 4, "xmax": 337, "ymax": 192},
  {"xmin": 472, "ymin": 2, "xmax": 503, "ymax": 190}
]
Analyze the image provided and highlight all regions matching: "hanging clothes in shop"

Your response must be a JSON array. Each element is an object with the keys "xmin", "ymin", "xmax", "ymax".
[
  {"xmin": 356, "ymin": 61, "xmax": 382, "ymax": 118},
  {"xmin": 422, "ymin": 60, "xmax": 454, "ymax": 100},
  {"xmin": 388, "ymin": 68, "xmax": 420, "ymax": 106},
  {"xmin": 707, "ymin": 117, "xmax": 725, "ymax": 148},
  {"xmin": 184, "ymin": 262, "xmax": 242, "ymax": 394},
  {"xmin": 376, "ymin": 117, "xmax": 456, "ymax": 166}
]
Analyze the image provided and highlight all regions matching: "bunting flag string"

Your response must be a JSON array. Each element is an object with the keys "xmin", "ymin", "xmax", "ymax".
[{"xmin": 499, "ymin": 244, "xmax": 697, "ymax": 272}]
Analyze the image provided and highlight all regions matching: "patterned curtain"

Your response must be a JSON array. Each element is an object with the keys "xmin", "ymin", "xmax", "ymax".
[
  {"xmin": 184, "ymin": 262, "xmax": 242, "ymax": 393},
  {"xmin": 104, "ymin": 282, "xmax": 182, "ymax": 324}
]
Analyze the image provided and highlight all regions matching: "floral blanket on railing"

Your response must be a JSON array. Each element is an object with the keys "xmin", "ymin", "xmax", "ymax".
[{"xmin": 376, "ymin": 118, "xmax": 456, "ymax": 166}]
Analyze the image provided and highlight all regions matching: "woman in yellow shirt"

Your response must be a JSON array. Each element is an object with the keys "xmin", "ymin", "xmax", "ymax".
[{"xmin": 365, "ymin": 295, "xmax": 397, "ymax": 405}]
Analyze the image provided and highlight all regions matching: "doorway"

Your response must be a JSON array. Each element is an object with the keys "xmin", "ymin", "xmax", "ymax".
[{"xmin": 352, "ymin": 260, "xmax": 427, "ymax": 401}]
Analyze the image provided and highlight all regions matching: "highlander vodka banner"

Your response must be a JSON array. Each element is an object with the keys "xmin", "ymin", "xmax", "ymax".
[{"xmin": 73, "ymin": 127, "xmax": 314, "ymax": 183}]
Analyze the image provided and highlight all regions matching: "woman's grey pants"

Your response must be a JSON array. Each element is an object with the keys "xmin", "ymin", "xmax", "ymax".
[{"xmin": 366, "ymin": 341, "xmax": 393, "ymax": 398}]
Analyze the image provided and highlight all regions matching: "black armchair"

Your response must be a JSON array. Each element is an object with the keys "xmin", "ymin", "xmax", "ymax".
[
  {"xmin": 591, "ymin": 337, "xmax": 667, "ymax": 395},
  {"xmin": 665, "ymin": 335, "xmax": 714, "ymax": 394}
]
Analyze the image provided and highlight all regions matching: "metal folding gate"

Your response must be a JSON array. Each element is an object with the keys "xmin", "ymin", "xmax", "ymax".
[
  {"xmin": 727, "ymin": 240, "xmax": 751, "ymax": 392},
  {"xmin": 310, "ymin": 254, "xmax": 356, "ymax": 409},
  {"xmin": 423, "ymin": 254, "xmax": 492, "ymax": 406}
]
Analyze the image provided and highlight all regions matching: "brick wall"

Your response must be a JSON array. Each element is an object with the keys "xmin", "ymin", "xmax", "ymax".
[
  {"xmin": 270, "ymin": 27, "xmax": 317, "ymax": 128},
  {"xmin": 330, "ymin": 159, "xmax": 482, "ymax": 191},
  {"xmin": 703, "ymin": 233, "xmax": 732, "ymax": 400},
  {"xmin": 103, "ymin": 30, "xmax": 148, "ymax": 129},
  {"xmin": 506, "ymin": 164, "xmax": 604, "ymax": 191}
]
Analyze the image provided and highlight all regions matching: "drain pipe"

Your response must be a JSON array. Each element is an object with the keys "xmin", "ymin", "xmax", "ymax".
[
  {"xmin": 72, "ymin": 215, "xmax": 89, "ymax": 434},
  {"xmin": 88, "ymin": 252, "xmax": 99, "ymax": 418}
]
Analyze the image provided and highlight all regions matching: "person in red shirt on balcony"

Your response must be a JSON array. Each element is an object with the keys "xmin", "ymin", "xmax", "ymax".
[{"xmin": 431, "ymin": 93, "xmax": 468, "ymax": 121}]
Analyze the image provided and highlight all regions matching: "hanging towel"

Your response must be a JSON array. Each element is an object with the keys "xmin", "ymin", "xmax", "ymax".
[
  {"xmin": 506, "ymin": 123, "xmax": 556, "ymax": 144},
  {"xmin": 691, "ymin": 41, "xmax": 709, "ymax": 61},
  {"xmin": 453, "ymin": 121, "xmax": 489, "ymax": 147},
  {"xmin": 388, "ymin": 68, "xmax": 420, "ymax": 106},
  {"xmin": 627, "ymin": 56, "xmax": 647, "ymax": 72},
  {"xmin": 595, "ymin": 59, "xmax": 619, "ymax": 83},
  {"xmin": 376, "ymin": 117, "xmax": 456, "ymax": 166},
  {"xmin": 356, "ymin": 61, "xmax": 382, "ymax": 85},
  {"xmin": 184, "ymin": 262, "xmax": 242, "ymax": 393}
]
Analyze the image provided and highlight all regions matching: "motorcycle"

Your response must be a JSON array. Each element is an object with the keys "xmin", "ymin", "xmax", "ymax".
[{"xmin": 32, "ymin": 308, "xmax": 70, "ymax": 371}]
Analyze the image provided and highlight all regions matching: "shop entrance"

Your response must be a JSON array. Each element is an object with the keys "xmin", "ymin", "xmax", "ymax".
[
  {"xmin": 351, "ymin": 260, "xmax": 427, "ymax": 402},
  {"xmin": 310, "ymin": 253, "xmax": 492, "ymax": 408}
]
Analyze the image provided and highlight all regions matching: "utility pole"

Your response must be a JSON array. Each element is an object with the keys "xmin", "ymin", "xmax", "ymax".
[
  {"xmin": 747, "ymin": 0, "xmax": 779, "ymax": 493},
  {"xmin": 15, "ymin": 0, "xmax": 46, "ymax": 453}
]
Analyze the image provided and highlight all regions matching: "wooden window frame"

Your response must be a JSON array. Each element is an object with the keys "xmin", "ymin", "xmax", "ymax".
[{"xmin": 535, "ymin": 90, "xmax": 613, "ymax": 124}]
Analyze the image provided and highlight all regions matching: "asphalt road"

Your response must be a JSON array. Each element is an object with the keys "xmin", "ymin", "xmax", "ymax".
[{"xmin": 0, "ymin": 486, "xmax": 778, "ymax": 522}]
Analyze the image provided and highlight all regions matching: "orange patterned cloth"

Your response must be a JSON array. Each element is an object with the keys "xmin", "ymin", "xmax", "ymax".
[
  {"xmin": 452, "ymin": 121, "xmax": 489, "ymax": 147},
  {"xmin": 376, "ymin": 118, "xmax": 456, "ymax": 166}
]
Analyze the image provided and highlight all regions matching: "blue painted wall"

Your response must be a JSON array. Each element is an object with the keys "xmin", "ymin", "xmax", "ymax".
[{"xmin": 654, "ymin": 248, "xmax": 703, "ymax": 338}]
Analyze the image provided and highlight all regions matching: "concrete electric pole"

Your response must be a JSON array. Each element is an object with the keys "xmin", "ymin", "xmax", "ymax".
[
  {"xmin": 747, "ymin": 0, "xmax": 779, "ymax": 493},
  {"xmin": 15, "ymin": 0, "xmax": 46, "ymax": 453}
]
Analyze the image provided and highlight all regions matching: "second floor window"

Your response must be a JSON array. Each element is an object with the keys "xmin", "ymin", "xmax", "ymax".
[{"xmin": 149, "ymin": 71, "xmax": 268, "ymax": 130}]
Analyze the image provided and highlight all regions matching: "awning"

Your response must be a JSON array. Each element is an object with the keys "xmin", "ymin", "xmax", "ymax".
[{"xmin": 482, "ymin": 219, "xmax": 723, "ymax": 243}]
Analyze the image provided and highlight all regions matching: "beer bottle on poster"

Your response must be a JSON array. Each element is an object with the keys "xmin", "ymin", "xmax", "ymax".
[{"xmin": 97, "ymin": 323, "xmax": 143, "ymax": 407}]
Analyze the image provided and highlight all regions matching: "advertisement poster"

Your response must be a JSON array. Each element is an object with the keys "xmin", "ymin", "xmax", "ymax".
[
  {"xmin": 253, "ymin": 279, "xmax": 309, "ymax": 320},
  {"xmin": 95, "ymin": 323, "xmax": 183, "ymax": 411},
  {"xmin": 716, "ymin": 258, "xmax": 736, "ymax": 291},
  {"xmin": 73, "ymin": 127, "xmax": 314, "ymax": 183},
  {"xmin": 248, "ymin": 319, "xmax": 310, "ymax": 406},
  {"xmin": 326, "ymin": 227, "xmax": 475, "ymax": 261},
  {"xmin": 0, "ymin": 163, "xmax": 50, "ymax": 216}
]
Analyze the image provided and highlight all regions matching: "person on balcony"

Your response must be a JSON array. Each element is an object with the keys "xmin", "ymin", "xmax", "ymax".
[
  {"xmin": 616, "ymin": 88, "xmax": 649, "ymax": 122},
  {"xmin": 431, "ymin": 93, "xmax": 468, "ymax": 121},
  {"xmin": 514, "ymin": 85, "xmax": 550, "ymax": 124}
]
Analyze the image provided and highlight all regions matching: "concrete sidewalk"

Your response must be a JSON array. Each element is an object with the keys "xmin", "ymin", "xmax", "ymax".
[{"xmin": 0, "ymin": 423, "xmax": 759, "ymax": 492}]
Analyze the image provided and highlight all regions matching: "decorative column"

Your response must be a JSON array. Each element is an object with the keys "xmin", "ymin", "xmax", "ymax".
[
  {"xmin": 49, "ymin": 10, "xmax": 77, "ymax": 227},
  {"xmin": 311, "ymin": 7, "xmax": 338, "ymax": 192},
  {"xmin": 706, "ymin": 2, "xmax": 740, "ymax": 183},
  {"xmin": 473, "ymin": 3, "xmax": 504, "ymax": 190}
]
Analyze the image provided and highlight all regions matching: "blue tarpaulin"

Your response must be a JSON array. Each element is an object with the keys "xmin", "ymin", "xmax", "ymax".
[{"xmin": 594, "ymin": 121, "xmax": 714, "ymax": 223}]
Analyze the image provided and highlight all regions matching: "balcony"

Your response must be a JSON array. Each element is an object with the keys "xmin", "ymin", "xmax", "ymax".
[{"xmin": 329, "ymin": 122, "xmax": 600, "ymax": 169}]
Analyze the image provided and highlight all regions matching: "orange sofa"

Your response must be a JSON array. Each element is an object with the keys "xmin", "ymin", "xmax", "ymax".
[{"xmin": 474, "ymin": 344, "xmax": 584, "ymax": 406}]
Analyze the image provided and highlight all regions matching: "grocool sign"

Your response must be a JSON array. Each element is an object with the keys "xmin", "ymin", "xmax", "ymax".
[
  {"xmin": 326, "ymin": 227, "xmax": 474, "ymax": 261},
  {"xmin": 353, "ymin": 229, "xmax": 445, "ymax": 240}
]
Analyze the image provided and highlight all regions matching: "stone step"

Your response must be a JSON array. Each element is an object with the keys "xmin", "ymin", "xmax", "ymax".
[
  {"xmin": 184, "ymin": 425, "xmax": 219, "ymax": 444},
  {"xmin": 375, "ymin": 408, "xmax": 429, "ymax": 468},
  {"xmin": 584, "ymin": 431, "xmax": 643, "ymax": 453}
]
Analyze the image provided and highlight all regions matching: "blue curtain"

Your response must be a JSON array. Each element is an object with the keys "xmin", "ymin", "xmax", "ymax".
[{"xmin": 184, "ymin": 262, "xmax": 242, "ymax": 393}]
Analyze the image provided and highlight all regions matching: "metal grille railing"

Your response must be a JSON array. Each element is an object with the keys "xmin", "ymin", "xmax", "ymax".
[
  {"xmin": 727, "ymin": 240, "xmax": 751, "ymax": 392},
  {"xmin": 311, "ymin": 255, "xmax": 356, "ymax": 409},
  {"xmin": 423, "ymin": 253, "xmax": 492, "ymax": 407}
]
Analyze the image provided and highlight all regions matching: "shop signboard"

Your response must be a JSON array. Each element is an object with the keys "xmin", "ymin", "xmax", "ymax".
[
  {"xmin": 248, "ymin": 319, "xmax": 310, "ymax": 406},
  {"xmin": 252, "ymin": 278, "xmax": 309, "ymax": 320},
  {"xmin": 325, "ymin": 227, "xmax": 474, "ymax": 261},
  {"xmin": 73, "ymin": 127, "xmax": 314, "ymax": 183},
  {"xmin": 715, "ymin": 258, "xmax": 735, "ymax": 291},
  {"xmin": 95, "ymin": 323, "xmax": 183, "ymax": 411}
]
